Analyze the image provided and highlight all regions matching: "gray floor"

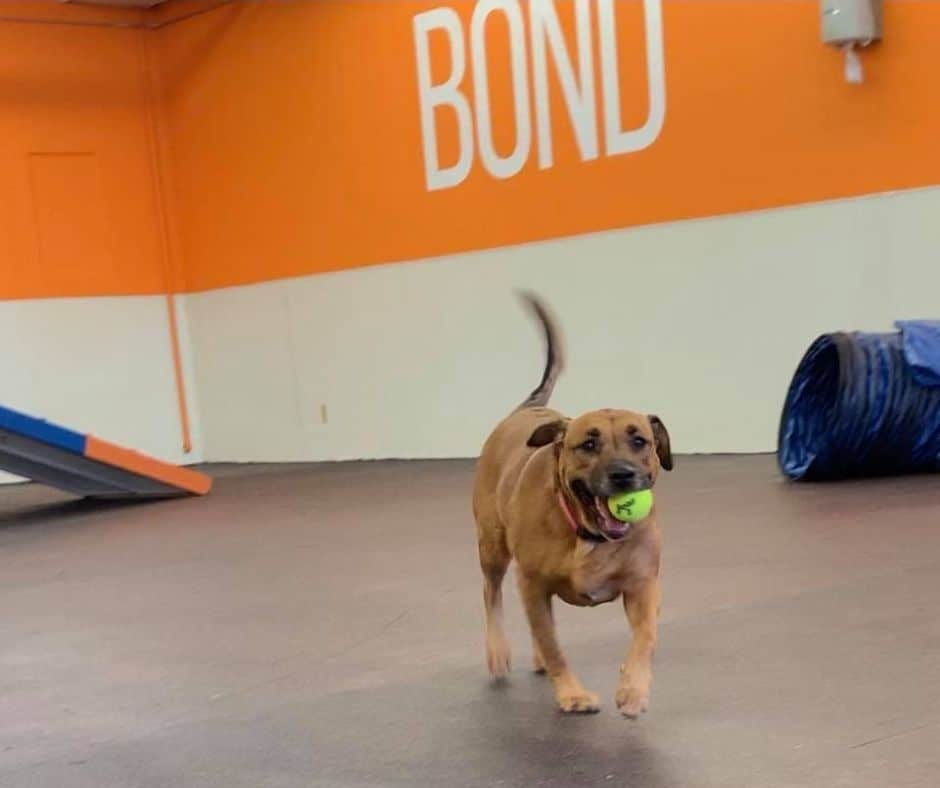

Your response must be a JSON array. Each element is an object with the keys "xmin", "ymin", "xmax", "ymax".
[{"xmin": 2, "ymin": 456, "xmax": 939, "ymax": 788}]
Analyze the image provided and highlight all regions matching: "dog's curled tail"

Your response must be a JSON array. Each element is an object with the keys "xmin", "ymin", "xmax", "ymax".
[{"xmin": 516, "ymin": 292, "xmax": 565, "ymax": 410}]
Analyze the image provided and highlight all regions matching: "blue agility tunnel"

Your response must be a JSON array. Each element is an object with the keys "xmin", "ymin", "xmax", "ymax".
[{"xmin": 778, "ymin": 321, "xmax": 940, "ymax": 481}]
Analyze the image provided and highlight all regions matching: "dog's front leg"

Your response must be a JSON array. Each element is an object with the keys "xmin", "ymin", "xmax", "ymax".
[
  {"xmin": 517, "ymin": 572, "xmax": 599, "ymax": 713},
  {"xmin": 616, "ymin": 578, "xmax": 660, "ymax": 719}
]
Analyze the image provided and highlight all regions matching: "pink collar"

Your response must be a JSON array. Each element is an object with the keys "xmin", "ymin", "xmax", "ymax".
[{"xmin": 557, "ymin": 491, "xmax": 580, "ymax": 534}]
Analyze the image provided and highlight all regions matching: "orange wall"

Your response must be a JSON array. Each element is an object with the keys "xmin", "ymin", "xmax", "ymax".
[
  {"xmin": 3, "ymin": 0, "xmax": 940, "ymax": 299},
  {"xmin": 0, "ymin": 1, "xmax": 172, "ymax": 300},
  {"xmin": 157, "ymin": 0, "xmax": 940, "ymax": 293}
]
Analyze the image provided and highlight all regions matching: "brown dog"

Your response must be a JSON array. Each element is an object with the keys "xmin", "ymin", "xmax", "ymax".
[{"xmin": 472, "ymin": 294, "xmax": 672, "ymax": 717}]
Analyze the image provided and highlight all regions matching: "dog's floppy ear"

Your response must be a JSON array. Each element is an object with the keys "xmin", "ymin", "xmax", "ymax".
[
  {"xmin": 527, "ymin": 419, "xmax": 568, "ymax": 448},
  {"xmin": 649, "ymin": 415, "xmax": 673, "ymax": 471}
]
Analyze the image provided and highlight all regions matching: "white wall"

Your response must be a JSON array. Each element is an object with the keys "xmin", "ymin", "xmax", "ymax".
[
  {"xmin": 0, "ymin": 295, "xmax": 202, "ymax": 483},
  {"xmin": 185, "ymin": 187, "xmax": 940, "ymax": 463},
  {"xmin": 6, "ymin": 186, "xmax": 936, "ymax": 478}
]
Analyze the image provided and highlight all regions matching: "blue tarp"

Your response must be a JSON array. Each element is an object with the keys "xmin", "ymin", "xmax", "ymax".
[
  {"xmin": 778, "ymin": 322, "xmax": 940, "ymax": 481},
  {"xmin": 897, "ymin": 320, "xmax": 940, "ymax": 387}
]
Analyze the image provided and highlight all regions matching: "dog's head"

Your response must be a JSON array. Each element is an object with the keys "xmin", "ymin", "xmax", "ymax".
[{"xmin": 527, "ymin": 409, "xmax": 672, "ymax": 539}]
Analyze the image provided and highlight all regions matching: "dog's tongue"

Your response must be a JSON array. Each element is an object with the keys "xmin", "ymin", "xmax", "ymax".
[{"xmin": 595, "ymin": 497, "xmax": 629, "ymax": 538}]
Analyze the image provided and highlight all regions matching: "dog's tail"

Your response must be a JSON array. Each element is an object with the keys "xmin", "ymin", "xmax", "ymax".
[{"xmin": 516, "ymin": 292, "xmax": 565, "ymax": 410}]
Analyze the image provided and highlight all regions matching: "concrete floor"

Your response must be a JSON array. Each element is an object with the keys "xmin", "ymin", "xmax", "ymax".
[{"xmin": 2, "ymin": 456, "xmax": 939, "ymax": 788}]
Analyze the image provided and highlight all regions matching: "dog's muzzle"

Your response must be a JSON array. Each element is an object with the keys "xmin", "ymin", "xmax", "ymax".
[{"xmin": 570, "ymin": 466, "xmax": 653, "ymax": 539}]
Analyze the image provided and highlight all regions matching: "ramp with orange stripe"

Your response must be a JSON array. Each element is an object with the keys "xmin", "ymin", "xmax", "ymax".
[{"xmin": 0, "ymin": 404, "xmax": 211, "ymax": 499}]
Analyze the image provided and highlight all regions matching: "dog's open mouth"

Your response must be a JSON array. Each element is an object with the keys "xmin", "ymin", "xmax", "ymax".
[{"xmin": 570, "ymin": 480, "xmax": 631, "ymax": 540}]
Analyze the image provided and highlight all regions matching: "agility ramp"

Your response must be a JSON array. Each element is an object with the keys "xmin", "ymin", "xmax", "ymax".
[{"xmin": 0, "ymin": 404, "xmax": 211, "ymax": 499}]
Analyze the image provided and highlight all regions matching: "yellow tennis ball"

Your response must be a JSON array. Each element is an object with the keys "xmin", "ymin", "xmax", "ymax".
[{"xmin": 607, "ymin": 489, "xmax": 654, "ymax": 523}]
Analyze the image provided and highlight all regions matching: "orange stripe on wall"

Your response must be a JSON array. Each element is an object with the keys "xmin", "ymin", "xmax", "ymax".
[
  {"xmin": 3, "ymin": 0, "xmax": 940, "ymax": 299},
  {"xmin": 157, "ymin": 0, "xmax": 940, "ymax": 293},
  {"xmin": 0, "ymin": 1, "xmax": 167, "ymax": 300}
]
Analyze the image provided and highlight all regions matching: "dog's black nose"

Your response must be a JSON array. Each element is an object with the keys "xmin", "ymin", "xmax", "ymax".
[{"xmin": 606, "ymin": 463, "xmax": 638, "ymax": 492}]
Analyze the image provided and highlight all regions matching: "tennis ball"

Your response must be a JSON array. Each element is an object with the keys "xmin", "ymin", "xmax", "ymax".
[{"xmin": 607, "ymin": 489, "xmax": 654, "ymax": 523}]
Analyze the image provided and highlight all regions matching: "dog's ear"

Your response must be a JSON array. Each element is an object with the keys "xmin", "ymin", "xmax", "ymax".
[
  {"xmin": 649, "ymin": 415, "xmax": 673, "ymax": 471},
  {"xmin": 527, "ymin": 419, "xmax": 568, "ymax": 448}
]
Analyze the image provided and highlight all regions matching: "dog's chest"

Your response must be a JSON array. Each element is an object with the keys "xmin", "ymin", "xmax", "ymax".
[{"xmin": 563, "ymin": 543, "xmax": 630, "ymax": 606}]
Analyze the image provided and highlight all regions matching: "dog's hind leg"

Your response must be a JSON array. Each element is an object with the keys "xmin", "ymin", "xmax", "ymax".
[{"xmin": 478, "ymin": 521, "xmax": 511, "ymax": 679}]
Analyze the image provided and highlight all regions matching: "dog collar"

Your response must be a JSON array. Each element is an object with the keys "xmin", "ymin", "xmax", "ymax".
[{"xmin": 557, "ymin": 491, "xmax": 610, "ymax": 543}]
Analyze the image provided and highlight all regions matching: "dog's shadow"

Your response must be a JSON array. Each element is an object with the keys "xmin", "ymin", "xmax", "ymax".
[
  {"xmin": 304, "ymin": 666, "xmax": 679, "ymax": 788},
  {"xmin": 481, "ymin": 675, "xmax": 676, "ymax": 786}
]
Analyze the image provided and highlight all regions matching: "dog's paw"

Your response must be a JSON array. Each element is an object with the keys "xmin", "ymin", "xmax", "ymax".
[
  {"xmin": 615, "ymin": 684, "xmax": 649, "ymax": 719},
  {"xmin": 486, "ymin": 639, "xmax": 511, "ymax": 679},
  {"xmin": 556, "ymin": 689, "xmax": 601, "ymax": 714}
]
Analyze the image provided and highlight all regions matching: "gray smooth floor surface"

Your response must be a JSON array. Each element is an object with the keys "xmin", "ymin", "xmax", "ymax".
[{"xmin": 2, "ymin": 456, "xmax": 939, "ymax": 787}]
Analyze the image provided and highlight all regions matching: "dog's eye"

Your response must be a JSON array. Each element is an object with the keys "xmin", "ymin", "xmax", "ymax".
[
  {"xmin": 631, "ymin": 436, "xmax": 648, "ymax": 450},
  {"xmin": 578, "ymin": 439, "xmax": 599, "ymax": 453}
]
